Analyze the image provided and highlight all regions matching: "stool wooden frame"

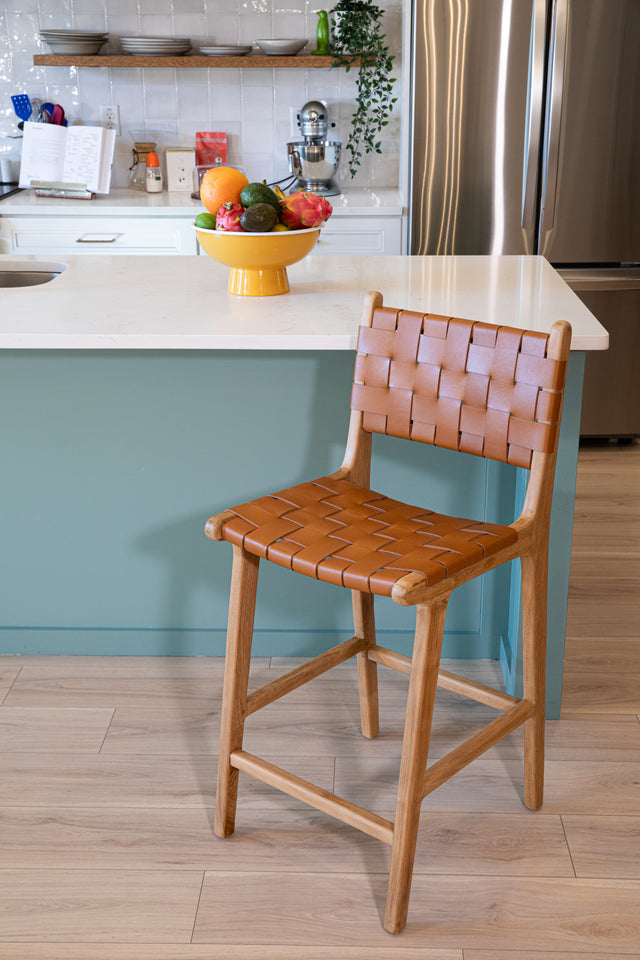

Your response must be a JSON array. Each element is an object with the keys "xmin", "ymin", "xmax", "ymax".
[{"xmin": 206, "ymin": 291, "xmax": 572, "ymax": 934}]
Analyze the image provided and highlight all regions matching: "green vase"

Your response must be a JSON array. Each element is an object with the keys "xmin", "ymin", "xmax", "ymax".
[{"xmin": 314, "ymin": 10, "xmax": 330, "ymax": 55}]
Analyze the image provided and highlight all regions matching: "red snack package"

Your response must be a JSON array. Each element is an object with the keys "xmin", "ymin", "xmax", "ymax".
[{"xmin": 195, "ymin": 132, "xmax": 227, "ymax": 167}]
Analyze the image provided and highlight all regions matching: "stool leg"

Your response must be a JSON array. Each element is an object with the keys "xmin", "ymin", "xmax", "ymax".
[
  {"xmin": 215, "ymin": 545, "xmax": 260, "ymax": 839},
  {"xmin": 352, "ymin": 590, "xmax": 379, "ymax": 739},
  {"xmin": 521, "ymin": 547, "xmax": 547, "ymax": 811},
  {"xmin": 384, "ymin": 600, "xmax": 448, "ymax": 935}
]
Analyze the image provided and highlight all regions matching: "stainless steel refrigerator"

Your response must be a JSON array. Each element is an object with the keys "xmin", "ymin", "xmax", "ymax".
[{"xmin": 410, "ymin": 0, "xmax": 640, "ymax": 436}]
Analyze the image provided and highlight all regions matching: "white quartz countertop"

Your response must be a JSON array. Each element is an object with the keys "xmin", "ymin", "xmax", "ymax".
[
  {"xmin": 0, "ymin": 253, "xmax": 608, "ymax": 351},
  {"xmin": 0, "ymin": 187, "xmax": 404, "ymax": 218}
]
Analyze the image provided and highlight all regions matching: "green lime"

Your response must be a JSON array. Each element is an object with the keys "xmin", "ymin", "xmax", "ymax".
[{"xmin": 195, "ymin": 212, "xmax": 218, "ymax": 229}]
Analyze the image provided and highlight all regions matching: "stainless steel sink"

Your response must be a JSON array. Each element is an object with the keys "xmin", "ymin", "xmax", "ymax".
[{"xmin": 0, "ymin": 259, "xmax": 68, "ymax": 287}]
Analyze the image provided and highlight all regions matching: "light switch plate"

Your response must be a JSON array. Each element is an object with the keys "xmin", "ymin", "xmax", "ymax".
[{"xmin": 165, "ymin": 149, "xmax": 195, "ymax": 192}]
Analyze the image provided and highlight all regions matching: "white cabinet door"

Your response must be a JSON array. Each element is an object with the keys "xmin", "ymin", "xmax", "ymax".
[
  {"xmin": 313, "ymin": 217, "xmax": 402, "ymax": 256},
  {"xmin": 5, "ymin": 216, "xmax": 198, "ymax": 255}
]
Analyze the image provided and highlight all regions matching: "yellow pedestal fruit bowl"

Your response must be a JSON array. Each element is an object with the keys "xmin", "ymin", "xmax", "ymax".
[{"xmin": 194, "ymin": 225, "xmax": 322, "ymax": 296}]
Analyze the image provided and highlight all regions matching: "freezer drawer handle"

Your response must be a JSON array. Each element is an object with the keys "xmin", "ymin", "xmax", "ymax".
[{"xmin": 76, "ymin": 233, "xmax": 122, "ymax": 243}]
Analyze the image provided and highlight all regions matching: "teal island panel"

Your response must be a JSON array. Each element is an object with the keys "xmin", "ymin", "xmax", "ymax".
[{"xmin": 1, "ymin": 349, "xmax": 522, "ymax": 660}]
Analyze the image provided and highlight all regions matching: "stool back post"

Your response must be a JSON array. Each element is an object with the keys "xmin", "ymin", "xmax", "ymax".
[
  {"xmin": 516, "ymin": 318, "xmax": 573, "ymax": 543},
  {"xmin": 335, "ymin": 291, "xmax": 383, "ymax": 487}
]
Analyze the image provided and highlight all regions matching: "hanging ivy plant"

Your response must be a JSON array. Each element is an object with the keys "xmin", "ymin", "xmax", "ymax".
[{"xmin": 329, "ymin": 0, "xmax": 398, "ymax": 179}]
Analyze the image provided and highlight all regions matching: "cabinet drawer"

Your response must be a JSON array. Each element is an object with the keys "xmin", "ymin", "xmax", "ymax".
[
  {"xmin": 313, "ymin": 217, "xmax": 402, "ymax": 256},
  {"xmin": 7, "ymin": 216, "xmax": 198, "ymax": 256}
]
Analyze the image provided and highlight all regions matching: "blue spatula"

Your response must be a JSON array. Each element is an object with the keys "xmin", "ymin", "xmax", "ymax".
[{"xmin": 11, "ymin": 95, "xmax": 32, "ymax": 122}]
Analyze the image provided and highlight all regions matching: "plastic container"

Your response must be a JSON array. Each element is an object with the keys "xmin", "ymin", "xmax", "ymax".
[{"xmin": 145, "ymin": 150, "xmax": 163, "ymax": 193}]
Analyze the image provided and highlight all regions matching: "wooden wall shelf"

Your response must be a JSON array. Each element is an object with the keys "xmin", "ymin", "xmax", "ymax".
[{"xmin": 33, "ymin": 54, "xmax": 350, "ymax": 69}]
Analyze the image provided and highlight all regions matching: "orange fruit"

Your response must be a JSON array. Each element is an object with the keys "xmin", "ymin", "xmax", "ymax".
[{"xmin": 200, "ymin": 166, "xmax": 249, "ymax": 214}]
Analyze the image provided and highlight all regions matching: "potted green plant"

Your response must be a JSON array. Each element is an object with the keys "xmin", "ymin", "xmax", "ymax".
[{"xmin": 329, "ymin": 0, "xmax": 397, "ymax": 179}]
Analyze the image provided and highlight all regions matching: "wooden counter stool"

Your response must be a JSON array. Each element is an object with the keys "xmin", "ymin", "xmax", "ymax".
[{"xmin": 205, "ymin": 291, "xmax": 571, "ymax": 934}]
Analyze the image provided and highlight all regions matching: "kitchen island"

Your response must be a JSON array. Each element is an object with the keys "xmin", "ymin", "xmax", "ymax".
[{"xmin": 0, "ymin": 253, "xmax": 607, "ymax": 716}]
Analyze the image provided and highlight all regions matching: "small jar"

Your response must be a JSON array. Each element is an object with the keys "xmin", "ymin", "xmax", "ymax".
[{"xmin": 145, "ymin": 151, "xmax": 163, "ymax": 193}]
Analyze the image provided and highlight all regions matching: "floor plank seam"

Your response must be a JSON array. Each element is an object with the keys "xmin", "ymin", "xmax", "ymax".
[
  {"xmin": 559, "ymin": 814, "xmax": 578, "ymax": 879},
  {"xmin": 189, "ymin": 872, "xmax": 207, "ymax": 945},
  {"xmin": 97, "ymin": 706, "xmax": 117, "ymax": 753}
]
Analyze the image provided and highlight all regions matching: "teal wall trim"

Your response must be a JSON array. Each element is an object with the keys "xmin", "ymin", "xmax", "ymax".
[{"xmin": 0, "ymin": 627, "xmax": 497, "ymax": 659}]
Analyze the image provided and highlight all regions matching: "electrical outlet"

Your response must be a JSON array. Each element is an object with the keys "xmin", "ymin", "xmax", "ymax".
[
  {"xmin": 100, "ymin": 105, "xmax": 120, "ymax": 135},
  {"xmin": 289, "ymin": 107, "xmax": 300, "ymax": 139}
]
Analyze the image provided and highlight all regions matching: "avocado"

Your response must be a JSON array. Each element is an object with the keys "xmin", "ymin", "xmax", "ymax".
[
  {"xmin": 240, "ymin": 203, "xmax": 278, "ymax": 233},
  {"xmin": 240, "ymin": 181, "xmax": 282, "ymax": 216}
]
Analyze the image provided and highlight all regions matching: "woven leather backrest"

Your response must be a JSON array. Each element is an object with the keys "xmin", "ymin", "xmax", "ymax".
[{"xmin": 351, "ymin": 307, "xmax": 568, "ymax": 469}]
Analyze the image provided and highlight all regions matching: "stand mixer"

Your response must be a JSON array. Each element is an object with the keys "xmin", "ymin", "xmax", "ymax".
[{"xmin": 287, "ymin": 100, "xmax": 341, "ymax": 196}]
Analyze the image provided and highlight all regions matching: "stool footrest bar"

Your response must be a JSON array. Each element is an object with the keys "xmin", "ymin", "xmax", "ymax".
[
  {"xmin": 368, "ymin": 644, "xmax": 412, "ymax": 675},
  {"xmin": 230, "ymin": 749, "xmax": 394, "ymax": 844},
  {"xmin": 422, "ymin": 699, "xmax": 535, "ymax": 799},
  {"xmin": 246, "ymin": 634, "xmax": 367, "ymax": 715},
  {"xmin": 437, "ymin": 669, "xmax": 521, "ymax": 711},
  {"xmin": 368, "ymin": 644, "xmax": 521, "ymax": 712}
]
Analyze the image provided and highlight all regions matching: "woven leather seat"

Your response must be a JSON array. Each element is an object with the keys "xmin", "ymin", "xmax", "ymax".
[
  {"xmin": 206, "ymin": 292, "xmax": 571, "ymax": 934},
  {"xmin": 217, "ymin": 475, "xmax": 518, "ymax": 596}
]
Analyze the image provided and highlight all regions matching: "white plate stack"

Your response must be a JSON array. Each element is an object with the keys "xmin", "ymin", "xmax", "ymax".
[
  {"xmin": 199, "ymin": 44, "xmax": 253, "ymax": 57},
  {"xmin": 39, "ymin": 29, "xmax": 108, "ymax": 55},
  {"xmin": 120, "ymin": 37, "xmax": 192, "ymax": 56}
]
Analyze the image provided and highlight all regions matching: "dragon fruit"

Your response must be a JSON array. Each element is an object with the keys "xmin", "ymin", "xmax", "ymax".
[
  {"xmin": 215, "ymin": 201, "xmax": 244, "ymax": 232},
  {"xmin": 279, "ymin": 192, "xmax": 332, "ymax": 229}
]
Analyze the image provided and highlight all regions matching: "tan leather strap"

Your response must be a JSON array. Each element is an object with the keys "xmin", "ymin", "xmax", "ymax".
[
  {"xmin": 218, "ymin": 475, "xmax": 517, "ymax": 597},
  {"xmin": 351, "ymin": 308, "xmax": 567, "ymax": 469}
]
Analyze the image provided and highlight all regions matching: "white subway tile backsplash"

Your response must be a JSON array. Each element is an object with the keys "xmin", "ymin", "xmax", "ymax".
[
  {"xmin": 139, "ymin": 0, "xmax": 172, "ymax": 15},
  {"xmin": 0, "ymin": 0, "xmax": 401, "ymax": 189},
  {"xmin": 271, "ymin": 13, "xmax": 307, "ymax": 39},
  {"xmin": 210, "ymin": 75, "xmax": 243, "ymax": 121},
  {"xmin": 138, "ymin": 13, "xmax": 174, "ymax": 37},
  {"xmin": 36, "ymin": 0, "xmax": 73, "ymax": 21},
  {"xmin": 5, "ymin": 0, "xmax": 38, "ymax": 13},
  {"xmin": 106, "ymin": 0, "xmax": 138, "ymax": 15},
  {"xmin": 74, "ymin": 13, "xmax": 109, "ymax": 32},
  {"xmin": 237, "ymin": 15, "xmax": 270, "ymax": 45},
  {"xmin": 204, "ymin": 0, "xmax": 240, "ymax": 17},
  {"xmin": 171, "ymin": 13, "xmax": 207, "ymax": 44},
  {"xmin": 174, "ymin": 0, "xmax": 207, "ymax": 14},
  {"xmin": 202, "ymin": 15, "xmax": 241, "ymax": 44},
  {"xmin": 106, "ymin": 17, "xmax": 141, "ymax": 48}
]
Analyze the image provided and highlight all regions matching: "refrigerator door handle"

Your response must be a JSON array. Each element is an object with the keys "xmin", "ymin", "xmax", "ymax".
[
  {"xmin": 521, "ymin": 0, "xmax": 547, "ymax": 230},
  {"xmin": 540, "ymin": 0, "xmax": 569, "ymax": 234}
]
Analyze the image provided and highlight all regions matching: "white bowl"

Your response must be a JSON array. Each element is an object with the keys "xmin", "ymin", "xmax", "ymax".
[
  {"xmin": 254, "ymin": 38, "xmax": 308, "ymax": 56},
  {"xmin": 39, "ymin": 30, "xmax": 108, "ymax": 39},
  {"xmin": 44, "ymin": 38, "xmax": 107, "ymax": 54}
]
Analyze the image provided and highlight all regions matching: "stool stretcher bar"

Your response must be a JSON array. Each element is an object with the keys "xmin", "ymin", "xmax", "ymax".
[
  {"xmin": 230, "ymin": 749, "xmax": 394, "ymax": 844},
  {"xmin": 367, "ymin": 644, "xmax": 521, "ymax": 712},
  {"xmin": 422, "ymin": 698, "xmax": 535, "ymax": 799},
  {"xmin": 246, "ymin": 635, "xmax": 367, "ymax": 716}
]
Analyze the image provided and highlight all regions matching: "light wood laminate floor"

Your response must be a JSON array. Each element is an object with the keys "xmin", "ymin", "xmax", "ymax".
[{"xmin": 0, "ymin": 440, "xmax": 638, "ymax": 958}]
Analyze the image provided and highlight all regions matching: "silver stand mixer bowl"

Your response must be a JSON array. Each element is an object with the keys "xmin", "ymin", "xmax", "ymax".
[
  {"xmin": 287, "ymin": 99, "xmax": 341, "ymax": 196},
  {"xmin": 287, "ymin": 140, "xmax": 341, "ymax": 196}
]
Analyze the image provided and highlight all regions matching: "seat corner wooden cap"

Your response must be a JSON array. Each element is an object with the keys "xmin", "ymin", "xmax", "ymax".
[
  {"xmin": 391, "ymin": 571, "xmax": 429, "ymax": 606},
  {"xmin": 205, "ymin": 509, "xmax": 236, "ymax": 541}
]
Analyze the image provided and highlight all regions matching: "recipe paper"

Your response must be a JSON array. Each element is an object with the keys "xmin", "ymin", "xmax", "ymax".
[{"xmin": 19, "ymin": 122, "xmax": 116, "ymax": 193}]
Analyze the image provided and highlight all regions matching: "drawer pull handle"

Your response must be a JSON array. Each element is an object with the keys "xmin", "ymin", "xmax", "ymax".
[{"xmin": 76, "ymin": 233, "xmax": 122, "ymax": 243}]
